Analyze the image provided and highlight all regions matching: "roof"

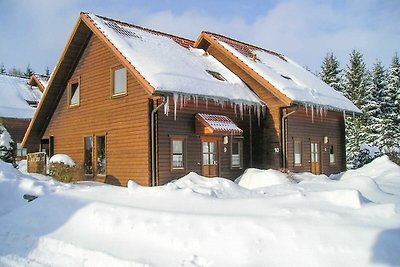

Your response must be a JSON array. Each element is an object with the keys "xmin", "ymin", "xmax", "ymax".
[
  {"xmin": 0, "ymin": 74, "xmax": 42, "ymax": 119},
  {"xmin": 86, "ymin": 13, "xmax": 262, "ymax": 106},
  {"xmin": 29, "ymin": 74, "xmax": 50, "ymax": 92},
  {"xmin": 199, "ymin": 32, "xmax": 361, "ymax": 113},
  {"xmin": 196, "ymin": 113, "xmax": 243, "ymax": 135}
]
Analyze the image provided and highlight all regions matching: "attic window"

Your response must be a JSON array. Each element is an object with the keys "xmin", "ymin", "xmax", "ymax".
[
  {"xmin": 206, "ymin": 70, "xmax": 226, "ymax": 81},
  {"xmin": 281, "ymin": 74, "xmax": 291, "ymax": 80},
  {"xmin": 69, "ymin": 81, "xmax": 80, "ymax": 106}
]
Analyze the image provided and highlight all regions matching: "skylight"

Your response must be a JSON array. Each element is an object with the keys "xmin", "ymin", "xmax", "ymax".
[
  {"xmin": 206, "ymin": 70, "xmax": 226, "ymax": 81},
  {"xmin": 280, "ymin": 74, "xmax": 291, "ymax": 80}
]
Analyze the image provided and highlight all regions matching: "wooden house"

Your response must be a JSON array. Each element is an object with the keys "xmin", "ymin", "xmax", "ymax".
[
  {"xmin": 22, "ymin": 13, "xmax": 263, "ymax": 186},
  {"xmin": 23, "ymin": 13, "xmax": 359, "ymax": 186},
  {"xmin": 194, "ymin": 32, "xmax": 360, "ymax": 175},
  {"xmin": 0, "ymin": 73, "xmax": 42, "ymax": 160}
]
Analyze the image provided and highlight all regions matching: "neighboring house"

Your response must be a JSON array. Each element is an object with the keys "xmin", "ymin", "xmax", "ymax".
[
  {"xmin": 23, "ymin": 13, "xmax": 262, "ymax": 186},
  {"xmin": 0, "ymin": 73, "xmax": 42, "ymax": 160},
  {"xmin": 23, "ymin": 13, "xmax": 359, "ymax": 186},
  {"xmin": 194, "ymin": 32, "xmax": 360, "ymax": 175}
]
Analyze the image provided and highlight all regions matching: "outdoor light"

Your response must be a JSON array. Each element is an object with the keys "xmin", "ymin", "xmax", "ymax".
[
  {"xmin": 324, "ymin": 136, "xmax": 329, "ymax": 144},
  {"xmin": 223, "ymin": 136, "xmax": 229, "ymax": 145}
]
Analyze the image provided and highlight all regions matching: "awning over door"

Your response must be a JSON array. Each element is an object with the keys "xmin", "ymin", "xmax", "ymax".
[{"xmin": 195, "ymin": 113, "xmax": 243, "ymax": 135}]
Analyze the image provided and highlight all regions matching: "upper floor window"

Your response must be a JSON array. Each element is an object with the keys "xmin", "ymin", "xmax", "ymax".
[
  {"xmin": 112, "ymin": 67, "xmax": 127, "ymax": 96},
  {"xmin": 69, "ymin": 81, "xmax": 80, "ymax": 106}
]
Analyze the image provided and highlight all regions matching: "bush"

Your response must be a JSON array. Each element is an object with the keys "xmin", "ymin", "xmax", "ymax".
[{"xmin": 49, "ymin": 162, "xmax": 83, "ymax": 183}]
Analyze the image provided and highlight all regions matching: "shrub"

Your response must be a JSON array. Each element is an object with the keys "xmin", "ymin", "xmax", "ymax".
[{"xmin": 49, "ymin": 162, "xmax": 83, "ymax": 183}]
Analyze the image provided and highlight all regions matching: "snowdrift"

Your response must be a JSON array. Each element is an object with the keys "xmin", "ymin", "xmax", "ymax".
[{"xmin": 0, "ymin": 156, "xmax": 399, "ymax": 266}]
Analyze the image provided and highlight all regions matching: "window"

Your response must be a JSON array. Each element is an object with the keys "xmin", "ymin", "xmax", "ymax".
[
  {"xmin": 329, "ymin": 144, "xmax": 336, "ymax": 165},
  {"xmin": 96, "ymin": 136, "xmax": 106, "ymax": 175},
  {"xmin": 84, "ymin": 136, "xmax": 93, "ymax": 175},
  {"xmin": 294, "ymin": 140, "xmax": 302, "ymax": 166},
  {"xmin": 17, "ymin": 143, "xmax": 27, "ymax": 157},
  {"xmin": 206, "ymin": 70, "xmax": 226, "ymax": 81},
  {"xmin": 171, "ymin": 137, "xmax": 186, "ymax": 170},
  {"xmin": 69, "ymin": 81, "xmax": 80, "ymax": 106},
  {"xmin": 112, "ymin": 67, "xmax": 127, "ymax": 95},
  {"xmin": 231, "ymin": 140, "xmax": 243, "ymax": 168}
]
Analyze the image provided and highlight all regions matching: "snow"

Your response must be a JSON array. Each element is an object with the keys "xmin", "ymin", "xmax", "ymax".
[
  {"xmin": 87, "ymin": 14, "xmax": 262, "ymax": 109},
  {"xmin": 216, "ymin": 40, "xmax": 361, "ymax": 114},
  {"xmin": 0, "ymin": 125, "xmax": 13, "ymax": 149},
  {"xmin": 49, "ymin": 154, "xmax": 76, "ymax": 167},
  {"xmin": 0, "ymin": 74, "xmax": 42, "ymax": 119},
  {"xmin": 360, "ymin": 143, "xmax": 381, "ymax": 157},
  {"xmin": 1, "ymin": 156, "xmax": 400, "ymax": 266},
  {"xmin": 196, "ymin": 113, "xmax": 243, "ymax": 134}
]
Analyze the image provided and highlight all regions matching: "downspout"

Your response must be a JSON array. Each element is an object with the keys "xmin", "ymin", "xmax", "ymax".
[
  {"xmin": 151, "ymin": 98, "xmax": 165, "ymax": 187},
  {"xmin": 281, "ymin": 106, "xmax": 298, "ymax": 170}
]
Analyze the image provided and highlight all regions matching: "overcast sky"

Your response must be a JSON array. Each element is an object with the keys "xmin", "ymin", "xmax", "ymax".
[{"xmin": 0, "ymin": 0, "xmax": 399, "ymax": 74}]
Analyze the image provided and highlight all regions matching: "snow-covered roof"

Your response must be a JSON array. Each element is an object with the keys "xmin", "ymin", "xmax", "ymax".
[
  {"xmin": 86, "ymin": 14, "xmax": 262, "ymax": 106},
  {"xmin": 196, "ymin": 113, "xmax": 243, "ymax": 134},
  {"xmin": 0, "ymin": 74, "xmax": 42, "ymax": 119},
  {"xmin": 204, "ymin": 33, "xmax": 360, "ymax": 113}
]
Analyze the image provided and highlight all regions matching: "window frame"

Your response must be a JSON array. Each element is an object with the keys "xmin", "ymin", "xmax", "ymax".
[
  {"xmin": 230, "ymin": 139, "xmax": 243, "ymax": 169},
  {"xmin": 111, "ymin": 66, "xmax": 127, "ymax": 97},
  {"xmin": 170, "ymin": 135, "xmax": 187, "ymax": 172},
  {"xmin": 16, "ymin": 142, "xmax": 27, "ymax": 157},
  {"xmin": 293, "ymin": 138, "xmax": 303, "ymax": 167},
  {"xmin": 68, "ymin": 78, "xmax": 80, "ymax": 107}
]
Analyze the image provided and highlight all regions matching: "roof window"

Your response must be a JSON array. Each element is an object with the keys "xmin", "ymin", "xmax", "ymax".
[
  {"xmin": 280, "ymin": 74, "xmax": 291, "ymax": 80},
  {"xmin": 206, "ymin": 70, "xmax": 226, "ymax": 81}
]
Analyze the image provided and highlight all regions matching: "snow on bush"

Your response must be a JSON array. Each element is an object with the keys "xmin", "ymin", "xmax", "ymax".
[
  {"xmin": 49, "ymin": 154, "xmax": 75, "ymax": 167},
  {"xmin": 0, "ymin": 124, "xmax": 14, "ymax": 163}
]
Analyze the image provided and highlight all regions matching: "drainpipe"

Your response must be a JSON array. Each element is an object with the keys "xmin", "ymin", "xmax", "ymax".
[
  {"xmin": 281, "ymin": 106, "xmax": 298, "ymax": 170},
  {"xmin": 151, "ymin": 98, "xmax": 165, "ymax": 186}
]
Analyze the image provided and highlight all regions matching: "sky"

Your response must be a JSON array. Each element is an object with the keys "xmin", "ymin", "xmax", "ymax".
[{"xmin": 0, "ymin": 0, "xmax": 399, "ymax": 75}]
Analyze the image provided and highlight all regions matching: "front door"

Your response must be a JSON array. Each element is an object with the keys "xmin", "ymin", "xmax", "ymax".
[
  {"xmin": 202, "ymin": 140, "xmax": 219, "ymax": 177},
  {"xmin": 310, "ymin": 141, "xmax": 320, "ymax": 174}
]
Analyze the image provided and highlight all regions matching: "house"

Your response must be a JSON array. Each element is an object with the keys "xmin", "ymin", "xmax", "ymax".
[
  {"xmin": 22, "ymin": 13, "xmax": 263, "ymax": 186},
  {"xmin": 194, "ymin": 32, "xmax": 360, "ymax": 175},
  {"xmin": 23, "ymin": 13, "xmax": 359, "ymax": 186},
  {"xmin": 0, "ymin": 73, "xmax": 42, "ymax": 160}
]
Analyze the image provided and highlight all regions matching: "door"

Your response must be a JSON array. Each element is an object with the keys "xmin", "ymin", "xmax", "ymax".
[
  {"xmin": 310, "ymin": 141, "xmax": 320, "ymax": 174},
  {"xmin": 202, "ymin": 140, "xmax": 219, "ymax": 177}
]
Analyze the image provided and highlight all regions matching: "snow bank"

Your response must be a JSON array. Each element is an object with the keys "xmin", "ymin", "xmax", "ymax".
[
  {"xmin": 49, "ymin": 154, "xmax": 75, "ymax": 167},
  {"xmin": 235, "ymin": 168, "xmax": 292, "ymax": 189},
  {"xmin": 1, "ymin": 156, "xmax": 400, "ymax": 266}
]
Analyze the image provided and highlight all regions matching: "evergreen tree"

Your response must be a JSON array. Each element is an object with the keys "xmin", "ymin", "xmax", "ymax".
[
  {"xmin": 9, "ymin": 67, "xmax": 22, "ymax": 76},
  {"xmin": 379, "ymin": 53, "xmax": 400, "ymax": 161},
  {"xmin": 364, "ymin": 61, "xmax": 387, "ymax": 145},
  {"xmin": 0, "ymin": 63, "xmax": 5, "ymax": 74},
  {"xmin": 0, "ymin": 124, "xmax": 15, "ymax": 164},
  {"xmin": 343, "ymin": 50, "xmax": 369, "ymax": 166},
  {"xmin": 44, "ymin": 66, "xmax": 50, "ymax": 76},
  {"xmin": 24, "ymin": 64, "xmax": 34, "ymax": 77},
  {"xmin": 320, "ymin": 52, "xmax": 343, "ymax": 92}
]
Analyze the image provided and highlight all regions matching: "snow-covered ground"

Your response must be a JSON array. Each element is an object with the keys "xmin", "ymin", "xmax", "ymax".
[{"xmin": 0, "ymin": 156, "xmax": 399, "ymax": 267}]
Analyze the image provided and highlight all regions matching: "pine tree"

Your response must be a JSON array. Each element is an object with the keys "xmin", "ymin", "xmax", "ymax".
[
  {"xmin": 44, "ymin": 66, "xmax": 50, "ymax": 76},
  {"xmin": 379, "ymin": 53, "xmax": 400, "ymax": 162},
  {"xmin": 0, "ymin": 63, "xmax": 5, "ymax": 74},
  {"xmin": 320, "ymin": 52, "xmax": 343, "ymax": 92},
  {"xmin": 343, "ymin": 50, "xmax": 369, "ymax": 167},
  {"xmin": 364, "ymin": 61, "xmax": 386, "ymax": 145},
  {"xmin": 24, "ymin": 64, "xmax": 34, "ymax": 77},
  {"xmin": 9, "ymin": 67, "xmax": 22, "ymax": 76},
  {"xmin": 0, "ymin": 124, "xmax": 15, "ymax": 164}
]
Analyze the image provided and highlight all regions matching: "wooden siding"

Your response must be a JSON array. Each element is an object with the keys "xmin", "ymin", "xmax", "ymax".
[
  {"xmin": 204, "ymin": 45, "xmax": 283, "ymax": 170},
  {"xmin": 43, "ymin": 34, "xmax": 151, "ymax": 186},
  {"xmin": 156, "ymin": 98, "xmax": 259, "ymax": 185},
  {"xmin": 286, "ymin": 108, "xmax": 346, "ymax": 175}
]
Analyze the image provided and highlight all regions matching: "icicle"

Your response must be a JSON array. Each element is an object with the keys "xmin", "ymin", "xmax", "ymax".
[
  {"xmin": 173, "ymin": 93, "xmax": 178, "ymax": 120},
  {"xmin": 343, "ymin": 110, "xmax": 346, "ymax": 120},
  {"xmin": 257, "ymin": 105, "xmax": 261, "ymax": 126},
  {"xmin": 206, "ymin": 98, "xmax": 208, "ymax": 110},
  {"xmin": 311, "ymin": 104, "xmax": 314, "ymax": 123},
  {"xmin": 240, "ymin": 103, "xmax": 244, "ymax": 120},
  {"xmin": 320, "ymin": 106, "xmax": 323, "ymax": 121},
  {"xmin": 234, "ymin": 103, "xmax": 237, "ymax": 117},
  {"xmin": 352, "ymin": 112, "xmax": 355, "ymax": 118},
  {"xmin": 305, "ymin": 103, "xmax": 308, "ymax": 116},
  {"xmin": 164, "ymin": 96, "xmax": 170, "ymax": 116}
]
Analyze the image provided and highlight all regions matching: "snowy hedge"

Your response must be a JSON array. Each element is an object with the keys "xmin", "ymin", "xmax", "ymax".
[{"xmin": 49, "ymin": 154, "xmax": 81, "ymax": 183}]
